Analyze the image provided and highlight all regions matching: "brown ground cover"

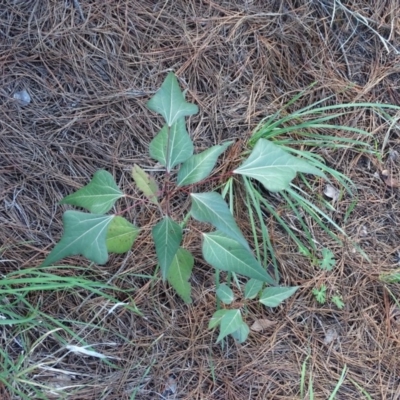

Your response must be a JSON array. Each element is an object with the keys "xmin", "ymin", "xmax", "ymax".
[{"xmin": 1, "ymin": 1, "xmax": 400, "ymax": 399}]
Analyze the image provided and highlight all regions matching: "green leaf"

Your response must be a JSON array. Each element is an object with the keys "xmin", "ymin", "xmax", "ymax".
[
  {"xmin": 230, "ymin": 322, "xmax": 250, "ymax": 343},
  {"xmin": 234, "ymin": 139, "xmax": 325, "ymax": 192},
  {"xmin": 146, "ymin": 72, "xmax": 198, "ymax": 126},
  {"xmin": 60, "ymin": 170, "xmax": 123, "ymax": 214},
  {"xmin": 152, "ymin": 217, "xmax": 182, "ymax": 280},
  {"xmin": 177, "ymin": 141, "xmax": 233, "ymax": 186},
  {"xmin": 106, "ymin": 216, "xmax": 139, "ymax": 254},
  {"xmin": 331, "ymin": 294, "xmax": 344, "ymax": 309},
  {"xmin": 216, "ymin": 283, "xmax": 234, "ymax": 305},
  {"xmin": 380, "ymin": 271, "xmax": 400, "ymax": 284},
  {"xmin": 202, "ymin": 231, "xmax": 277, "ymax": 285},
  {"xmin": 259, "ymin": 286, "xmax": 299, "ymax": 307},
  {"xmin": 131, "ymin": 164, "xmax": 159, "ymax": 204},
  {"xmin": 190, "ymin": 192, "xmax": 249, "ymax": 250},
  {"xmin": 244, "ymin": 278, "xmax": 264, "ymax": 300},
  {"xmin": 318, "ymin": 248, "xmax": 336, "ymax": 271},
  {"xmin": 167, "ymin": 247, "xmax": 194, "ymax": 304},
  {"xmin": 312, "ymin": 285, "xmax": 327, "ymax": 304},
  {"xmin": 209, "ymin": 309, "xmax": 229, "ymax": 329},
  {"xmin": 217, "ymin": 309, "xmax": 243, "ymax": 343},
  {"xmin": 41, "ymin": 211, "xmax": 114, "ymax": 266},
  {"xmin": 149, "ymin": 118, "xmax": 194, "ymax": 172}
]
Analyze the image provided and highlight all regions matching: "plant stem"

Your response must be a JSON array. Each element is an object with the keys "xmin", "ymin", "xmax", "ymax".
[
  {"xmin": 163, "ymin": 125, "xmax": 172, "ymax": 216},
  {"xmin": 164, "ymin": 171, "xmax": 171, "ymax": 216}
]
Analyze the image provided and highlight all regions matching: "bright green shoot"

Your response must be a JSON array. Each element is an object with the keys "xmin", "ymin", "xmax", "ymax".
[{"xmin": 40, "ymin": 72, "xmax": 330, "ymax": 342}]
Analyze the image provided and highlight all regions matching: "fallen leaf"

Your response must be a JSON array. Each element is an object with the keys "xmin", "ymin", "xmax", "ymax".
[
  {"xmin": 250, "ymin": 318, "xmax": 277, "ymax": 332},
  {"xmin": 389, "ymin": 149, "xmax": 399, "ymax": 162},
  {"xmin": 359, "ymin": 225, "xmax": 368, "ymax": 237},
  {"xmin": 45, "ymin": 374, "xmax": 74, "ymax": 390},
  {"xmin": 323, "ymin": 328, "xmax": 338, "ymax": 345},
  {"xmin": 381, "ymin": 170, "xmax": 400, "ymax": 188},
  {"xmin": 161, "ymin": 376, "xmax": 177, "ymax": 398},
  {"xmin": 323, "ymin": 184, "xmax": 340, "ymax": 201}
]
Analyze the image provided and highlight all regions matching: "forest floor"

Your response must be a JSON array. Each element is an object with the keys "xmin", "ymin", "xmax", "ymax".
[{"xmin": 1, "ymin": 1, "xmax": 400, "ymax": 399}]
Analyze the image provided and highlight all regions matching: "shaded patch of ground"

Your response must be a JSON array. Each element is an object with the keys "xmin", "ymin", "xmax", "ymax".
[{"xmin": 1, "ymin": 1, "xmax": 400, "ymax": 399}]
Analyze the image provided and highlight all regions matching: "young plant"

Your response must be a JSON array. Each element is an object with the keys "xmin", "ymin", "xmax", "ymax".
[
  {"xmin": 312, "ymin": 285, "xmax": 327, "ymax": 305},
  {"xmin": 331, "ymin": 294, "xmax": 345, "ymax": 309},
  {"xmin": 40, "ymin": 72, "xmax": 328, "ymax": 342},
  {"xmin": 313, "ymin": 287, "xmax": 345, "ymax": 309},
  {"xmin": 311, "ymin": 248, "xmax": 344, "ymax": 309},
  {"xmin": 318, "ymin": 248, "xmax": 336, "ymax": 271}
]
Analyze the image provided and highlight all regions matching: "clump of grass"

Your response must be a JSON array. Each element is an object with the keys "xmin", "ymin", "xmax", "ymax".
[
  {"xmin": 242, "ymin": 89, "xmax": 400, "ymax": 274},
  {"xmin": 0, "ymin": 264, "xmax": 146, "ymax": 399}
]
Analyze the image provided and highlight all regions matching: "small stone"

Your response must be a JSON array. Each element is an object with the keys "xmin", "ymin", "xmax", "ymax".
[{"xmin": 13, "ymin": 89, "xmax": 31, "ymax": 106}]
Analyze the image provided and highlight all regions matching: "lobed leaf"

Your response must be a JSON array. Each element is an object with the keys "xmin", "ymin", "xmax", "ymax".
[
  {"xmin": 177, "ymin": 141, "xmax": 233, "ymax": 186},
  {"xmin": 234, "ymin": 139, "xmax": 325, "ymax": 192},
  {"xmin": 318, "ymin": 248, "xmax": 336, "ymax": 271},
  {"xmin": 60, "ymin": 170, "xmax": 123, "ymax": 214},
  {"xmin": 312, "ymin": 285, "xmax": 327, "ymax": 304},
  {"xmin": 259, "ymin": 286, "xmax": 299, "ymax": 307},
  {"xmin": 149, "ymin": 118, "xmax": 194, "ymax": 172},
  {"xmin": 167, "ymin": 247, "xmax": 194, "ymax": 304},
  {"xmin": 41, "ymin": 211, "xmax": 114, "ymax": 267},
  {"xmin": 202, "ymin": 231, "xmax": 277, "ymax": 285},
  {"xmin": 152, "ymin": 217, "xmax": 182, "ymax": 280},
  {"xmin": 331, "ymin": 294, "xmax": 345, "ymax": 309},
  {"xmin": 131, "ymin": 164, "xmax": 159, "ymax": 204},
  {"xmin": 190, "ymin": 192, "xmax": 250, "ymax": 250},
  {"xmin": 146, "ymin": 72, "xmax": 198, "ymax": 126},
  {"xmin": 106, "ymin": 216, "xmax": 139, "ymax": 254}
]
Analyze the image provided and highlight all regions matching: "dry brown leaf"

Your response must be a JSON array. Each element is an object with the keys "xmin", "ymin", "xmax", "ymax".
[
  {"xmin": 323, "ymin": 184, "xmax": 340, "ymax": 201},
  {"xmin": 359, "ymin": 225, "xmax": 369, "ymax": 237},
  {"xmin": 250, "ymin": 318, "xmax": 277, "ymax": 332},
  {"xmin": 388, "ymin": 149, "xmax": 399, "ymax": 162},
  {"xmin": 323, "ymin": 328, "xmax": 338, "ymax": 345},
  {"xmin": 161, "ymin": 376, "xmax": 177, "ymax": 398},
  {"xmin": 381, "ymin": 170, "xmax": 400, "ymax": 188}
]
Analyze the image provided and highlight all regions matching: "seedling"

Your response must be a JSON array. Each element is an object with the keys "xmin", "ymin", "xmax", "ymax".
[
  {"xmin": 312, "ymin": 249, "xmax": 344, "ymax": 309},
  {"xmin": 318, "ymin": 248, "xmax": 336, "ymax": 271},
  {"xmin": 332, "ymin": 294, "xmax": 345, "ymax": 309},
  {"xmin": 312, "ymin": 285, "xmax": 327, "ymax": 305},
  {"xmin": 312, "ymin": 286, "xmax": 345, "ymax": 309}
]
